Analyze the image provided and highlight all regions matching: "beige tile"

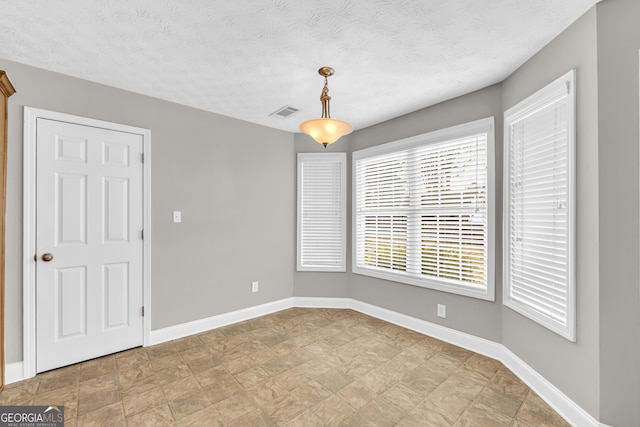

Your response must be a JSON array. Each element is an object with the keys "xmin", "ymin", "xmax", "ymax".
[
  {"xmin": 336, "ymin": 381, "xmax": 377, "ymax": 410},
  {"xmin": 462, "ymin": 353, "xmax": 501, "ymax": 380},
  {"xmin": 0, "ymin": 383, "xmax": 39, "ymax": 405},
  {"xmin": 173, "ymin": 406, "xmax": 225, "ymax": 427},
  {"xmin": 357, "ymin": 395, "xmax": 406, "ymax": 426},
  {"xmin": 263, "ymin": 393, "xmax": 308, "ymax": 425},
  {"xmin": 244, "ymin": 379, "xmax": 288, "ymax": 407},
  {"xmin": 382, "ymin": 383, "xmax": 425, "ymax": 412},
  {"xmin": 228, "ymin": 408, "xmax": 274, "ymax": 427},
  {"xmin": 454, "ymin": 402, "xmax": 514, "ymax": 427},
  {"xmin": 154, "ymin": 362, "xmax": 192, "ymax": 386},
  {"xmin": 149, "ymin": 353, "xmax": 182, "ymax": 372},
  {"xmin": 490, "ymin": 366, "xmax": 530, "ymax": 401},
  {"xmin": 178, "ymin": 346, "xmax": 211, "ymax": 363},
  {"xmin": 184, "ymin": 355, "xmax": 221, "ymax": 374},
  {"xmin": 338, "ymin": 411, "xmax": 382, "ymax": 427},
  {"xmin": 77, "ymin": 388, "xmax": 120, "ymax": 415},
  {"xmin": 282, "ymin": 409, "xmax": 325, "ymax": 427},
  {"xmin": 250, "ymin": 348, "xmax": 280, "ymax": 364},
  {"xmin": 76, "ymin": 401, "xmax": 124, "ymax": 427},
  {"xmin": 233, "ymin": 366, "xmax": 271, "ymax": 389},
  {"xmin": 80, "ymin": 356, "xmax": 116, "ymax": 381},
  {"xmin": 312, "ymin": 394, "xmax": 355, "ymax": 425},
  {"xmin": 122, "ymin": 386, "xmax": 166, "ymax": 417},
  {"xmin": 516, "ymin": 392, "xmax": 571, "ymax": 427},
  {"xmin": 2, "ymin": 308, "xmax": 571, "ymax": 427},
  {"xmin": 430, "ymin": 372, "xmax": 486, "ymax": 402},
  {"xmin": 161, "ymin": 376, "xmax": 202, "ymax": 402},
  {"xmin": 399, "ymin": 367, "xmax": 441, "ymax": 396},
  {"xmin": 79, "ymin": 373, "xmax": 119, "ymax": 398},
  {"xmin": 430, "ymin": 351, "xmax": 467, "ymax": 372},
  {"xmin": 400, "ymin": 398, "xmax": 453, "ymax": 427},
  {"xmin": 214, "ymin": 392, "xmax": 258, "ymax": 424},
  {"xmin": 145, "ymin": 342, "xmax": 178, "ymax": 360},
  {"xmin": 297, "ymin": 359, "xmax": 330, "ymax": 378},
  {"xmin": 475, "ymin": 383, "xmax": 524, "ymax": 418},
  {"xmin": 274, "ymin": 367, "xmax": 311, "ymax": 391},
  {"xmin": 428, "ymin": 394, "xmax": 474, "ymax": 424},
  {"xmin": 203, "ymin": 376, "xmax": 244, "ymax": 404},
  {"xmin": 222, "ymin": 354, "xmax": 255, "ymax": 374},
  {"xmin": 289, "ymin": 380, "xmax": 333, "ymax": 409},
  {"xmin": 36, "ymin": 370, "xmax": 80, "ymax": 394},
  {"xmin": 261, "ymin": 355, "xmax": 303, "ymax": 376},
  {"xmin": 194, "ymin": 365, "xmax": 233, "ymax": 388},
  {"xmin": 30, "ymin": 384, "xmax": 79, "ymax": 420},
  {"xmin": 119, "ymin": 373, "xmax": 160, "ymax": 399},
  {"xmin": 125, "ymin": 403, "xmax": 174, "ymax": 426},
  {"xmin": 117, "ymin": 361, "xmax": 155, "ymax": 390},
  {"xmin": 116, "ymin": 350, "xmax": 149, "ymax": 370},
  {"xmin": 357, "ymin": 366, "xmax": 397, "ymax": 394},
  {"xmin": 315, "ymin": 367, "xmax": 353, "ymax": 392},
  {"xmin": 167, "ymin": 388, "xmax": 212, "ymax": 420},
  {"xmin": 173, "ymin": 335, "xmax": 204, "ymax": 352}
]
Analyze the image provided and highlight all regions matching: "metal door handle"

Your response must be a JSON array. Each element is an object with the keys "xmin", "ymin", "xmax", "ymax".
[{"xmin": 41, "ymin": 253, "xmax": 53, "ymax": 262}]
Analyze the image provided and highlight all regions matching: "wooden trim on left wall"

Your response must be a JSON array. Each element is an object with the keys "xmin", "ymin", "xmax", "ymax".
[{"xmin": 0, "ymin": 70, "xmax": 16, "ymax": 392}]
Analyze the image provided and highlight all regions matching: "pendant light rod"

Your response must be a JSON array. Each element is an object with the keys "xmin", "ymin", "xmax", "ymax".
[{"xmin": 299, "ymin": 67, "xmax": 354, "ymax": 148}]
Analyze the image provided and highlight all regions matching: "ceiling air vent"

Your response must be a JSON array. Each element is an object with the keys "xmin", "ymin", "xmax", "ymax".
[{"xmin": 270, "ymin": 105, "xmax": 300, "ymax": 119}]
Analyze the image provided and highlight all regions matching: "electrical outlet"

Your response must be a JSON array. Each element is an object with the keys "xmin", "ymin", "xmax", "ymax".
[
  {"xmin": 437, "ymin": 304, "xmax": 446, "ymax": 318},
  {"xmin": 251, "ymin": 281, "xmax": 259, "ymax": 293}
]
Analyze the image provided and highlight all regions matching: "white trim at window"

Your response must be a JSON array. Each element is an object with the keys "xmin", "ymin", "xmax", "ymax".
[
  {"xmin": 503, "ymin": 70, "xmax": 576, "ymax": 341},
  {"xmin": 352, "ymin": 118, "xmax": 495, "ymax": 300},
  {"xmin": 297, "ymin": 153, "xmax": 347, "ymax": 272}
]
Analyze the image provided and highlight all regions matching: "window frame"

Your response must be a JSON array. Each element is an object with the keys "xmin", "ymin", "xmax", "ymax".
[
  {"xmin": 352, "ymin": 118, "xmax": 495, "ymax": 300},
  {"xmin": 503, "ymin": 70, "xmax": 576, "ymax": 341},
  {"xmin": 297, "ymin": 152, "xmax": 347, "ymax": 272}
]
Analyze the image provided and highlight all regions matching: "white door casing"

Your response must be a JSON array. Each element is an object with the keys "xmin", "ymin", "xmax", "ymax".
[{"xmin": 23, "ymin": 108, "xmax": 151, "ymax": 377}]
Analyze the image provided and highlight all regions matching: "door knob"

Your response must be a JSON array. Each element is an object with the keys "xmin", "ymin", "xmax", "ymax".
[{"xmin": 41, "ymin": 253, "xmax": 53, "ymax": 262}]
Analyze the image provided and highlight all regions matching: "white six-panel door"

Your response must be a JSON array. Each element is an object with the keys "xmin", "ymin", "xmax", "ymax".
[{"xmin": 35, "ymin": 118, "xmax": 144, "ymax": 372}]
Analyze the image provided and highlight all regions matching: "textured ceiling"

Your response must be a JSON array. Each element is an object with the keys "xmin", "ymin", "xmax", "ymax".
[{"xmin": 0, "ymin": 0, "xmax": 599, "ymax": 134}]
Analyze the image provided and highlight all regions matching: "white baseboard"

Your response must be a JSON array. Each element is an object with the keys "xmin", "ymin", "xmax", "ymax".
[
  {"xmin": 6, "ymin": 296, "xmax": 607, "ymax": 426},
  {"xmin": 5, "ymin": 361, "xmax": 24, "ymax": 385},
  {"xmin": 293, "ymin": 296, "xmax": 352, "ymax": 309},
  {"xmin": 348, "ymin": 299, "xmax": 503, "ymax": 360},
  {"xmin": 149, "ymin": 298, "xmax": 295, "ymax": 345},
  {"xmin": 500, "ymin": 347, "xmax": 609, "ymax": 427}
]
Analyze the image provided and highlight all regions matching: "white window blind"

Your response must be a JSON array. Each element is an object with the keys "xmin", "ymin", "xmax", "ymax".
[
  {"xmin": 297, "ymin": 153, "xmax": 346, "ymax": 272},
  {"xmin": 503, "ymin": 70, "xmax": 576, "ymax": 341},
  {"xmin": 353, "ymin": 118, "xmax": 495, "ymax": 300}
]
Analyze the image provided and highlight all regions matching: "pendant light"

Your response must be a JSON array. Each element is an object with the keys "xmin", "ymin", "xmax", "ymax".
[{"xmin": 299, "ymin": 67, "xmax": 354, "ymax": 148}]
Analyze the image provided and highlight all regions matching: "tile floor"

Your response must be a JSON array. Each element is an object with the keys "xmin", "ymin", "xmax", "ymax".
[{"xmin": 1, "ymin": 308, "xmax": 570, "ymax": 426}]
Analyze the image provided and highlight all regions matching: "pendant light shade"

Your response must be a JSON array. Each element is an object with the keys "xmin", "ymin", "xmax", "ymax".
[
  {"xmin": 299, "ymin": 67, "xmax": 354, "ymax": 147},
  {"xmin": 299, "ymin": 118, "xmax": 353, "ymax": 146}
]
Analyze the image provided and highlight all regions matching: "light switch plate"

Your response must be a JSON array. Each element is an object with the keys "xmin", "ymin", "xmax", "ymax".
[{"xmin": 172, "ymin": 211, "xmax": 182, "ymax": 223}]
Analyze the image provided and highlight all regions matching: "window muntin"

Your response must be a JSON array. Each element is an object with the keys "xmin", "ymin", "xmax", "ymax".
[{"xmin": 353, "ymin": 118, "xmax": 494, "ymax": 300}]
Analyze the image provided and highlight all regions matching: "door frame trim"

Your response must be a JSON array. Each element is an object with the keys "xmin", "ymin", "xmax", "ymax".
[{"xmin": 22, "ymin": 107, "xmax": 152, "ymax": 378}]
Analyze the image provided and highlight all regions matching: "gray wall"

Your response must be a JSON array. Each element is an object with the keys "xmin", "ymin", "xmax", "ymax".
[
  {"xmin": 1, "ymin": 58, "xmax": 295, "ymax": 362},
  {"xmin": 596, "ymin": 0, "xmax": 640, "ymax": 424},
  {"xmin": 501, "ymin": 8, "xmax": 601, "ymax": 419}
]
